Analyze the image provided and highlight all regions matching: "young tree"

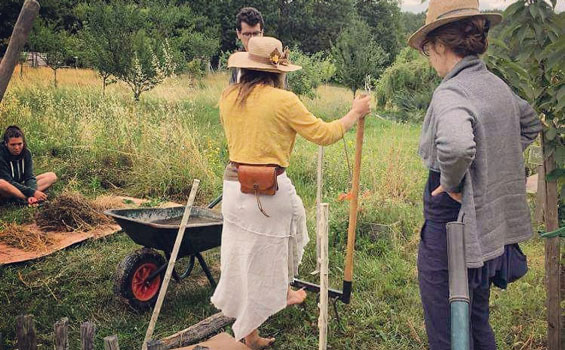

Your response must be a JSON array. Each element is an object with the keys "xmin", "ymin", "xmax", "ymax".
[
  {"xmin": 78, "ymin": 1, "xmax": 178, "ymax": 100},
  {"xmin": 287, "ymin": 48, "xmax": 336, "ymax": 99},
  {"xmin": 355, "ymin": 0, "xmax": 403, "ymax": 65},
  {"xmin": 29, "ymin": 21, "xmax": 73, "ymax": 87},
  {"xmin": 332, "ymin": 20, "xmax": 388, "ymax": 96},
  {"xmin": 485, "ymin": 2, "xmax": 564, "ymax": 348}
]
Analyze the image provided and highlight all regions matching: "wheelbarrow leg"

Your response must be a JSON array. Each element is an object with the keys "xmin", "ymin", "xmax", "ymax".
[
  {"xmin": 195, "ymin": 252, "xmax": 217, "ymax": 288},
  {"xmin": 164, "ymin": 252, "xmax": 181, "ymax": 282}
]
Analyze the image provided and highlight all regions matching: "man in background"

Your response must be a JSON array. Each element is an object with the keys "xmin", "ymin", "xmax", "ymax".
[{"xmin": 229, "ymin": 7, "xmax": 264, "ymax": 84}]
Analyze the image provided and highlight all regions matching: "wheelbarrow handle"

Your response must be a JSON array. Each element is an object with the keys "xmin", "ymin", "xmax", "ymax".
[{"xmin": 207, "ymin": 194, "xmax": 223, "ymax": 209}]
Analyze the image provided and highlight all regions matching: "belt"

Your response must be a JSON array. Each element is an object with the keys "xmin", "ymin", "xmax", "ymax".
[{"xmin": 230, "ymin": 161, "xmax": 285, "ymax": 175}]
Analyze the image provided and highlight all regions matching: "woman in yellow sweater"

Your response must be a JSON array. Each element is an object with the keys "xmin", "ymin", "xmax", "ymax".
[{"xmin": 210, "ymin": 36, "xmax": 370, "ymax": 349}]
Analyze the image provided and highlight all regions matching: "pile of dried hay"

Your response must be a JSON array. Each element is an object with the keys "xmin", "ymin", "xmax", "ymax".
[
  {"xmin": 36, "ymin": 192, "xmax": 111, "ymax": 232},
  {"xmin": 0, "ymin": 223, "xmax": 53, "ymax": 251}
]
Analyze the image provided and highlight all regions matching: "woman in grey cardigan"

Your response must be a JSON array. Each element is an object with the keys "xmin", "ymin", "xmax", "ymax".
[{"xmin": 408, "ymin": 1, "xmax": 542, "ymax": 349}]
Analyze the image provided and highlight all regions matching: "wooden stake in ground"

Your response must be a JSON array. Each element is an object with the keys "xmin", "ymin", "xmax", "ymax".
[
  {"xmin": 318, "ymin": 203, "xmax": 329, "ymax": 350},
  {"xmin": 0, "ymin": 0, "xmax": 39, "ymax": 103},
  {"xmin": 312, "ymin": 146, "xmax": 324, "ymax": 275},
  {"xmin": 142, "ymin": 179, "xmax": 200, "ymax": 350}
]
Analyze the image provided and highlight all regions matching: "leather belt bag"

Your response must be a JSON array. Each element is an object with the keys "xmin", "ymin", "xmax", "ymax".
[{"xmin": 230, "ymin": 162, "xmax": 285, "ymax": 217}]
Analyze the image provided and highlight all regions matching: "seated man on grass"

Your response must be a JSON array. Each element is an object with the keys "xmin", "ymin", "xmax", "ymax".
[{"xmin": 0, "ymin": 126, "xmax": 57, "ymax": 205}]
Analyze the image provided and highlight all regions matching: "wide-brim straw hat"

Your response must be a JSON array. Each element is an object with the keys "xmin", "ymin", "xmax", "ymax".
[
  {"xmin": 228, "ymin": 36, "xmax": 302, "ymax": 73},
  {"xmin": 408, "ymin": 0, "xmax": 503, "ymax": 50}
]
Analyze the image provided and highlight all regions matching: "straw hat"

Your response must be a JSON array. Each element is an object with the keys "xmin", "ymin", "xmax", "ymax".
[
  {"xmin": 408, "ymin": 0, "xmax": 502, "ymax": 50},
  {"xmin": 228, "ymin": 37, "xmax": 301, "ymax": 73}
]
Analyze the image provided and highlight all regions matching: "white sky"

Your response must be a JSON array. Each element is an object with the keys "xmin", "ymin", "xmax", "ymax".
[{"xmin": 400, "ymin": 0, "xmax": 565, "ymax": 13}]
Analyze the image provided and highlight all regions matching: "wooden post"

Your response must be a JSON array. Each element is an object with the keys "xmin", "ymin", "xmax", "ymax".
[
  {"xmin": 104, "ymin": 335, "xmax": 120, "ymax": 350},
  {"xmin": 318, "ymin": 204, "xmax": 329, "ymax": 350},
  {"xmin": 80, "ymin": 322, "xmax": 96, "ymax": 350},
  {"xmin": 543, "ymin": 144, "xmax": 562, "ymax": 350},
  {"xmin": 16, "ymin": 315, "xmax": 37, "ymax": 350},
  {"xmin": 143, "ymin": 180, "xmax": 200, "ymax": 350},
  {"xmin": 54, "ymin": 318, "xmax": 69, "ymax": 350},
  {"xmin": 312, "ymin": 146, "xmax": 324, "ymax": 275},
  {"xmin": 0, "ymin": 0, "xmax": 39, "ymax": 103},
  {"xmin": 147, "ymin": 340, "xmax": 166, "ymax": 350}
]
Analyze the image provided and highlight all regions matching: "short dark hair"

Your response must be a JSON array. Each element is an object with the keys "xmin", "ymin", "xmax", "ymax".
[
  {"xmin": 424, "ymin": 17, "xmax": 490, "ymax": 57},
  {"xmin": 3, "ymin": 125, "xmax": 25, "ymax": 145},
  {"xmin": 236, "ymin": 7, "xmax": 264, "ymax": 32}
]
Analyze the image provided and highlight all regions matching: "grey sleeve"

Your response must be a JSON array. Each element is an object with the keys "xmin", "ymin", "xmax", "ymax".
[
  {"xmin": 514, "ymin": 93, "xmax": 541, "ymax": 151},
  {"xmin": 434, "ymin": 86, "xmax": 477, "ymax": 193}
]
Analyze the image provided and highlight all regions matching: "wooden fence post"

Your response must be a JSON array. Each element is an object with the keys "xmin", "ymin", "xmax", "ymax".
[
  {"xmin": 147, "ymin": 339, "xmax": 166, "ymax": 350},
  {"xmin": 16, "ymin": 315, "xmax": 37, "ymax": 350},
  {"xmin": 104, "ymin": 335, "xmax": 120, "ymax": 350},
  {"xmin": 54, "ymin": 318, "xmax": 69, "ymax": 350},
  {"xmin": 318, "ymin": 203, "xmax": 329, "ymax": 350},
  {"xmin": 80, "ymin": 322, "xmax": 96, "ymax": 350}
]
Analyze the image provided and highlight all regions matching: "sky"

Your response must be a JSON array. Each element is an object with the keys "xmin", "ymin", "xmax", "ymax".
[{"xmin": 400, "ymin": 0, "xmax": 565, "ymax": 13}]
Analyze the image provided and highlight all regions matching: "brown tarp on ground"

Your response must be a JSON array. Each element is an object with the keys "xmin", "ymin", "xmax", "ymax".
[
  {"xmin": 0, "ymin": 223, "xmax": 121, "ymax": 265},
  {"xmin": 174, "ymin": 333, "xmax": 251, "ymax": 350},
  {"xmin": 0, "ymin": 196, "xmax": 181, "ymax": 265}
]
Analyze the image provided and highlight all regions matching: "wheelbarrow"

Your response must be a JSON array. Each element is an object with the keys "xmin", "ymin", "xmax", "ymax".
[{"xmin": 105, "ymin": 201, "xmax": 222, "ymax": 310}]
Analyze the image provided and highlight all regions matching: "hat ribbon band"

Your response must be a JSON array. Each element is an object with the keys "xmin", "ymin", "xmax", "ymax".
[
  {"xmin": 248, "ymin": 53, "xmax": 289, "ymax": 67},
  {"xmin": 436, "ymin": 8, "xmax": 480, "ymax": 20}
]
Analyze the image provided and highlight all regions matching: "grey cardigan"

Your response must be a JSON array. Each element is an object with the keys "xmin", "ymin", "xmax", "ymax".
[{"xmin": 419, "ymin": 56, "xmax": 542, "ymax": 268}]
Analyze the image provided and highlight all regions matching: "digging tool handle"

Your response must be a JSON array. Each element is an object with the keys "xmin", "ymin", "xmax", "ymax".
[
  {"xmin": 142, "ymin": 179, "xmax": 200, "ymax": 350},
  {"xmin": 344, "ymin": 117, "xmax": 365, "ymax": 285},
  {"xmin": 0, "ymin": 0, "xmax": 40, "ymax": 103}
]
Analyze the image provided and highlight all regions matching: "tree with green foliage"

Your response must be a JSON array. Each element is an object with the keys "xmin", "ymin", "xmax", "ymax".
[
  {"xmin": 355, "ymin": 0, "xmax": 403, "ymax": 64},
  {"xmin": 376, "ymin": 47, "xmax": 440, "ymax": 122},
  {"xmin": 332, "ymin": 20, "xmax": 388, "ymax": 96},
  {"xmin": 484, "ymin": 2, "xmax": 564, "ymax": 348},
  {"xmin": 77, "ymin": 1, "xmax": 178, "ymax": 100},
  {"xmin": 287, "ymin": 49, "xmax": 336, "ymax": 99},
  {"xmin": 28, "ymin": 21, "xmax": 74, "ymax": 87}
]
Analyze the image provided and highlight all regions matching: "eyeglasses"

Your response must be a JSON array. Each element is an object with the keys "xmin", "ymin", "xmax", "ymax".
[
  {"xmin": 241, "ymin": 31, "xmax": 263, "ymax": 38},
  {"xmin": 421, "ymin": 41, "xmax": 431, "ymax": 57}
]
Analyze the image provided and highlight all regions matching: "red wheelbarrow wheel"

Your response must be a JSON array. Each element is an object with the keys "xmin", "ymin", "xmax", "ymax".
[{"xmin": 114, "ymin": 248, "xmax": 166, "ymax": 310}]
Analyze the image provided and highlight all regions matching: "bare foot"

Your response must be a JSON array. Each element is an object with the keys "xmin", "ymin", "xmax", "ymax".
[
  {"xmin": 244, "ymin": 335, "xmax": 275, "ymax": 350},
  {"xmin": 287, "ymin": 287, "xmax": 307, "ymax": 306}
]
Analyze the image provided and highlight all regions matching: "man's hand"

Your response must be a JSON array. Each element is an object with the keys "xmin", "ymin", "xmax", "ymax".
[
  {"xmin": 33, "ymin": 190, "xmax": 47, "ymax": 201},
  {"xmin": 431, "ymin": 185, "xmax": 462, "ymax": 203},
  {"xmin": 27, "ymin": 197, "xmax": 39, "ymax": 206}
]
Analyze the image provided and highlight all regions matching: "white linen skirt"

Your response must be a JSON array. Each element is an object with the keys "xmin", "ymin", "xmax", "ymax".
[{"xmin": 210, "ymin": 171, "xmax": 309, "ymax": 340}]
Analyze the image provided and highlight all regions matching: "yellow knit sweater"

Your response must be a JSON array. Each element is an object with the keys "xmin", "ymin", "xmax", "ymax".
[{"xmin": 219, "ymin": 85, "xmax": 344, "ymax": 168}]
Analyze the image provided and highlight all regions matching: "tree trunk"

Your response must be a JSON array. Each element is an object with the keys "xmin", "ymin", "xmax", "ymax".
[
  {"xmin": 20, "ymin": 62, "xmax": 24, "ymax": 78},
  {"xmin": 543, "ymin": 140, "xmax": 562, "ymax": 350},
  {"xmin": 53, "ymin": 68, "xmax": 57, "ymax": 88}
]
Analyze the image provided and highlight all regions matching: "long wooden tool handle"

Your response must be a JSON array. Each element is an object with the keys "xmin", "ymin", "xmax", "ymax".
[
  {"xmin": 0, "ymin": 0, "xmax": 40, "ymax": 103},
  {"xmin": 344, "ymin": 118, "xmax": 365, "ymax": 283},
  {"xmin": 142, "ymin": 179, "xmax": 200, "ymax": 350}
]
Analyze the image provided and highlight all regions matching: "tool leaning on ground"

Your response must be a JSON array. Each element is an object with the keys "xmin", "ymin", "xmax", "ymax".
[{"xmin": 142, "ymin": 179, "xmax": 201, "ymax": 350}]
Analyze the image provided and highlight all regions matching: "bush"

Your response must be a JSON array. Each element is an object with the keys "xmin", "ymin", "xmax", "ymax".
[
  {"xmin": 287, "ymin": 49, "xmax": 336, "ymax": 99},
  {"xmin": 376, "ymin": 47, "xmax": 441, "ymax": 123}
]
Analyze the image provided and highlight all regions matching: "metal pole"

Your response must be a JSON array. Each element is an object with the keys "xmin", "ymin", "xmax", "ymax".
[{"xmin": 447, "ymin": 221, "xmax": 470, "ymax": 350}]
